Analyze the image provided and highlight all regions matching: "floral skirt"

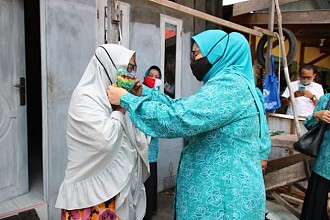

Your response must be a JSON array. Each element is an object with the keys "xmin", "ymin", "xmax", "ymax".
[{"xmin": 61, "ymin": 198, "xmax": 120, "ymax": 220}]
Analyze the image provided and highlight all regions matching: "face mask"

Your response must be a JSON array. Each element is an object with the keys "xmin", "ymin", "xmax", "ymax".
[
  {"xmin": 300, "ymin": 78, "xmax": 313, "ymax": 86},
  {"xmin": 190, "ymin": 34, "xmax": 229, "ymax": 82},
  {"xmin": 116, "ymin": 69, "xmax": 137, "ymax": 91},
  {"xmin": 144, "ymin": 76, "xmax": 162, "ymax": 88},
  {"xmin": 190, "ymin": 57, "xmax": 212, "ymax": 81}
]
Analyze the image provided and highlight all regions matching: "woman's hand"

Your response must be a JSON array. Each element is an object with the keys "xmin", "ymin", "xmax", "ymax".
[
  {"xmin": 314, "ymin": 110, "xmax": 330, "ymax": 124},
  {"xmin": 261, "ymin": 160, "xmax": 268, "ymax": 173},
  {"xmin": 130, "ymin": 79, "xmax": 143, "ymax": 97},
  {"xmin": 107, "ymin": 86, "xmax": 128, "ymax": 105},
  {"xmin": 114, "ymin": 105, "xmax": 126, "ymax": 114}
]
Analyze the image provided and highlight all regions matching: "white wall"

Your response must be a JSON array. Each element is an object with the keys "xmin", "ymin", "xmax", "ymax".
[
  {"xmin": 41, "ymin": 0, "xmax": 98, "ymax": 219},
  {"xmin": 130, "ymin": 20, "xmax": 202, "ymax": 192}
]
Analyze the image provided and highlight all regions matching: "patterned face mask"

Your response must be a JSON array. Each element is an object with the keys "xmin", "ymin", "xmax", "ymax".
[{"xmin": 115, "ymin": 69, "xmax": 137, "ymax": 91}]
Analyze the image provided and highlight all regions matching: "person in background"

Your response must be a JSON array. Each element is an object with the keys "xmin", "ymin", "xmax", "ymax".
[
  {"xmin": 142, "ymin": 65, "xmax": 162, "ymax": 220},
  {"xmin": 300, "ymin": 93, "xmax": 330, "ymax": 220},
  {"xmin": 107, "ymin": 29, "xmax": 271, "ymax": 219},
  {"xmin": 55, "ymin": 44, "xmax": 149, "ymax": 220},
  {"xmin": 281, "ymin": 64, "xmax": 324, "ymax": 117}
]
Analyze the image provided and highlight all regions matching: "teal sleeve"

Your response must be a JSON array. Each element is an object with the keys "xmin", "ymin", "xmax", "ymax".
[
  {"xmin": 142, "ymin": 85, "xmax": 176, "ymax": 106},
  {"xmin": 304, "ymin": 94, "xmax": 330, "ymax": 130},
  {"xmin": 259, "ymin": 124, "xmax": 271, "ymax": 160},
  {"xmin": 256, "ymin": 87, "xmax": 272, "ymax": 160},
  {"xmin": 120, "ymin": 74, "xmax": 256, "ymax": 138}
]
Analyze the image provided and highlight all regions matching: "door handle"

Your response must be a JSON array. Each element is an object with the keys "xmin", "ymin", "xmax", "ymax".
[{"xmin": 14, "ymin": 77, "xmax": 26, "ymax": 106}]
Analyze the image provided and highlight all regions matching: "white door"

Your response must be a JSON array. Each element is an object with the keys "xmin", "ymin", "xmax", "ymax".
[{"xmin": 0, "ymin": 0, "xmax": 28, "ymax": 203}]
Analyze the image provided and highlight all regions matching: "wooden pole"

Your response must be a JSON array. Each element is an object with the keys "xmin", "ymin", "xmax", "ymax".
[
  {"xmin": 274, "ymin": 0, "xmax": 302, "ymax": 138},
  {"xmin": 265, "ymin": 0, "xmax": 275, "ymax": 74},
  {"xmin": 274, "ymin": 0, "xmax": 311, "ymax": 179},
  {"xmin": 107, "ymin": 0, "xmax": 120, "ymax": 43},
  {"xmin": 146, "ymin": 0, "xmax": 272, "ymax": 37}
]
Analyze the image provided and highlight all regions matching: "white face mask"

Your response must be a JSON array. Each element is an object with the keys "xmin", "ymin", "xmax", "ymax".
[{"xmin": 300, "ymin": 78, "xmax": 313, "ymax": 86}]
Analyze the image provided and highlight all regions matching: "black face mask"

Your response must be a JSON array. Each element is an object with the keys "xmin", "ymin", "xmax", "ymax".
[
  {"xmin": 190, "ymin": 34, "xmax": 229, "ymax": 82},
  {"xmin": 190, "ymin": 57, "xmax": 212, "ymax": 81}
]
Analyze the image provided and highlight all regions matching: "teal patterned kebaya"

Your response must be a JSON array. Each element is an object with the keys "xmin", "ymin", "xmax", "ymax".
[
  {"xmin": 304, "ymin": 93, "xmax": 330, "ymax": 180},
  {"xmin": 120, "ymin": 30, "xmax": 271, "ymax": 219}
]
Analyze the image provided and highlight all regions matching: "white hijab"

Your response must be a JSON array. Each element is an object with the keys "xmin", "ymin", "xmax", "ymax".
[{"xmin": 56, "ymin": 44, "xmax": 149, "ymax": 220}]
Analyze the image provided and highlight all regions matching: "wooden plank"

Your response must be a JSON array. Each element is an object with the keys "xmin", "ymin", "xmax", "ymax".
[
  {"xmin": 233, "ymin": 0, "xmax": 299, "ymax": 16},
  {"xmin": 146, "ymin": 0, "xmax": 263, "ymax": 37},
  {"xmin": 266, "ymin": 153, "xmax": 303, "ymax": 173},
  {"xmin": 264, "ymin": 161, "xmax": 307, "ymax": 191},
  {"xmin": 231, "ymin": 10, "xmax": 330, "ymax": 25},
  {"xmin": 276, "ymin": 185, "xmax": 305, "ymax": 199},
  {"xmin": 271, "ymin": 192, "xmax": 301, "ymax": 218},
  {"xmin": 308, "ymin": 53, "xmax": 330, "ymax": 65},
  {"xmin": 279, "ymin": 193, "xmax": 304, "ymax": 206}
]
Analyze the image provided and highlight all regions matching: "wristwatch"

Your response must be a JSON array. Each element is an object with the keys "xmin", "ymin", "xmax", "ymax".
[{"xmin": 311, "ymin": 95, "xmax": 317, "ymax": 101}]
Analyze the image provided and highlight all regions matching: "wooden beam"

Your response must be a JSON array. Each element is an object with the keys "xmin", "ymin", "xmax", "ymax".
[
  {"xmin": 264, "ymin": 161, "xmax": 307, "ymax": 191},
  {"xmin": 271, "ymin": 192, "xmax": 301, "ymax": 218},
  {"xmin": 231, "ymin": 10, "xmax": 330, "ymax": 25},
  {"xmin": 146, "ymin": 0, "xmax": 264, "ymax": 37},
  {"xmin": 320, "ymin": 48, "xmax": 330, "ymax": 54},
  {"xmin": 233, "ymin": 0, "xmax": 299, "ymax": 16},
  {"xmin": 300, "ymin": 44, "xmax": 305, "ymax": 66},
  {"xmin": 250, "ymin": 35, "xmax": 257, "ymax": 61},
  {"xmin": 308, "ymin": 53, "xmax": 330, "ymax": 65}
]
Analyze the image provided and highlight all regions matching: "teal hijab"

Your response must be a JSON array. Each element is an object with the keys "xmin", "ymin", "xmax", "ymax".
[
  {"xmin": 192, "ymin": 29, "xmax": 267, "ymax": 140},
  {"xmin": 144, "ymin": 65, "xmax": 162, "ymax": 79}
]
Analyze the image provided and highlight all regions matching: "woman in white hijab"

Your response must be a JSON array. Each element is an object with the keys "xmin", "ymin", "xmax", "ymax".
[{"xmin": 55, "ymin": 44, "xmax": 149, "ymax": 220}]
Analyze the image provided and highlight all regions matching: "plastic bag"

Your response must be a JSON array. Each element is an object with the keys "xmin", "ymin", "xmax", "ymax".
[{"xmin": 263, "ymin": 55, "xmax": 281, "ymax": 112}]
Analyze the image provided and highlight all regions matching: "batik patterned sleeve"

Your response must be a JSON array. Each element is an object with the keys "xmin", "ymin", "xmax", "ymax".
[
  {"xmin": 121, "ymin": 74, "xmax": 257, "ymax": 139},
  {"xmin": 304, "ymin": 94, "xmax": 329, "ymax": 130},
  {"xmin": 255, "ymin": 87, "xmax": 271, "ymax": 160},
  {"xmin": 142, "ymin": 85, "xmax": 177, "ymax": 106},
  {"xmin": 259, "ymin": 122, "xmax": 271, "ymax": 160}
]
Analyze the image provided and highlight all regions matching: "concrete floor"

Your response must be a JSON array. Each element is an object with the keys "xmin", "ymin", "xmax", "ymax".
[{"xmin": 152, "ymin": 191, "xmax": 299, "ymax": 220}]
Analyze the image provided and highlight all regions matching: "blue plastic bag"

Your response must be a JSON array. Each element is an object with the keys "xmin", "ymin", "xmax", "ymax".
[{"xmin": 263, "ymin": 55, "xmax": 281, "ymax": 112}]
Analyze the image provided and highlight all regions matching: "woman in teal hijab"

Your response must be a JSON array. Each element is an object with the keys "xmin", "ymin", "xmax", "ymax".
[{"xmin": 107, "ymin": 30, "xmax": 271, "ymax": 220}]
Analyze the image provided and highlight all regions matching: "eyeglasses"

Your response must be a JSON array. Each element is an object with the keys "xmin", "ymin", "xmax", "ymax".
[
  {"xmin": 190, "ymin": 48, "xmax": 200, "ymax": 61},
  {"xmin": 190, "ymin": 34, "xmax": 229, "ymax": 63},
  {"xmin": 300, "ymin": 75, "xmax": 313, "ymax": 80},
  {"xmin": 127, "ymin": 63, "xmax": 137, "ymax": 73}
]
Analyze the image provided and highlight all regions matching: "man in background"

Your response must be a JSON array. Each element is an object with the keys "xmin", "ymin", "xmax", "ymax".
[{"xmin": 280, "ymin": 64, "xmax": 324, "ymax": 117}]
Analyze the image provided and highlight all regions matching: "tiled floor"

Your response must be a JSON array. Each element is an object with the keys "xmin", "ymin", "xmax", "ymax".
[{"xmin": 0, "ymin": 169, "xmax": 47, "ymax": 220}]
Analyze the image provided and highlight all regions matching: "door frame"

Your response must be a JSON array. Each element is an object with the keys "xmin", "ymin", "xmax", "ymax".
[{"xmin": 160, "ymin": 14, "xmax": 183, "ymax": 98}]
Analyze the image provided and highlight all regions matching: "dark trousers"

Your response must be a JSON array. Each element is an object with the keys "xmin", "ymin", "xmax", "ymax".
[
  {"xmin": 144, "ymin": 162, "xmax": 158, "ymax": 219},
  {"xmin": 300, "ymin": 171, "xmax": 330, "ymax": 220}
]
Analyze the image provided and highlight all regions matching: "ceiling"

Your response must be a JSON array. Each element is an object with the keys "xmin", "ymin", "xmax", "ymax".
[{"xmin": 229, "ymin": 10, "xmax": 330, "ymax": 55}]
